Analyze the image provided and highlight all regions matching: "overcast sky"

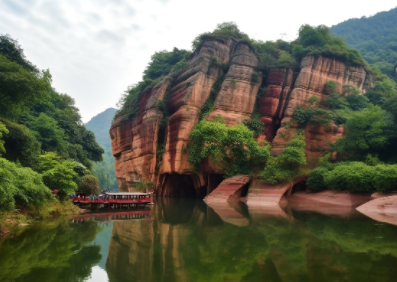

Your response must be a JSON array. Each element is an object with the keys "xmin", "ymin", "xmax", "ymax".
[{"xmin": 1, "ymin": 0, "xmax": 396, "ymax": 122}]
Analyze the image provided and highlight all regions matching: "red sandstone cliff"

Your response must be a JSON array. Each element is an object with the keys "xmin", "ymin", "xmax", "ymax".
[{"xmin": 110, "ymin": 41, "xmax": 371, "ymax": 196}]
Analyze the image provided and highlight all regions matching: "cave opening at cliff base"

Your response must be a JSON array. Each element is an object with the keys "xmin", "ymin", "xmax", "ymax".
[{"xmin": 160, "ymin": 173, "xmax": 197, "ymax": 198}]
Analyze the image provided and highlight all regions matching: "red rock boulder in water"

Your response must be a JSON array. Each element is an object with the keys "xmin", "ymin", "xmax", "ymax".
[
  {"xmin": 288, "ymin": 191, "xmax": 371, "ymax": 207},
  {"xmin": 204, "ymin": 175, "xmax": 250, "ymax": 204},
  {"xmin": 356, "ymin": 196, "xmax": 397, "ymax": 226}
]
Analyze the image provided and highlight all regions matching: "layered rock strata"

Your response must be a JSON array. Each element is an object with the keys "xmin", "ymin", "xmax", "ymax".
[
  {"xmin": 110, "ymin": 77, "xmax": 172, "ymax": 191},
  {"xmin": 271, "ymin": 56, "xmax": 370, "ymax": 158},
  {"xmin": 207, "ymin": 43, "xmax": 262, "ymax": 125},
  {"xmin": 260, "ymin": 68, "xmax": 293, "ymax": 141},
  {"xmin": 111, "ymin": 43, "xmax": 371, "ymax": 196}
]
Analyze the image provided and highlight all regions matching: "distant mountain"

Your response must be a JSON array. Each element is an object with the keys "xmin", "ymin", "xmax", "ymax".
[
  {"xmin": 86, "ymin": 108, "xmax": 118, "ymax": 191},
  {"xmin": 86, "ymin": 108, "xmax": 117, "ymax": 149},
  {"xmin": 331, "ymin": 7, "xmax": 397, "ymax": 80}
]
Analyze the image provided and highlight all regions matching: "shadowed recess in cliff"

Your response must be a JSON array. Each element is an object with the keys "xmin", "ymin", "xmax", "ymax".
[{"xmin": 159, "ymin": 173, "xmax": 198, "ymax": 198}]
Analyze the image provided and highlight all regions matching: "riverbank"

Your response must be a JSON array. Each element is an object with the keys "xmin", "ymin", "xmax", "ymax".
[{"xmin": 0, "ymin": 201, "xmax": 84, "ymax": 237}]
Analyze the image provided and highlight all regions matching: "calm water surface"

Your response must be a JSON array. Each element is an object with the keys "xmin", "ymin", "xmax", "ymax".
[{"xmin": 1, "ymin": 198, "xmax": 397, "ymax": 282}]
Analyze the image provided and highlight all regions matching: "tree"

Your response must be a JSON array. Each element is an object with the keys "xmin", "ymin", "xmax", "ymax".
[
  {"xmin": 259, "ymin": 134, "xmax": 306, "ymax": 184},
  {"xmin": 0, "ymin": 34, "xmax": 38, "ymax": 72},
  {"xmin": 332, "ymin": 104, "xmax": 389, "ymax": 153},
  {"xmin": 188, "ymin": 116, "xmax": 270, "ymax": 177},
  {"xmin": 0, "ymin": 120, "xmax": 8, "ymax": 155},
  {"xmin": 2, "ymin": 119, "xmax": 41, "ymax": 167},
  {"xmin": 0, "ymin": 157, "xmax": 52, "ymax": 211},
  {"xmin": 78, "ymin": 175, "xmax": 101, "ymax": 196},
  {"xmin": 0, "ymin": 55, "xmax": 50, "ymax": 118},
  {"xmin": 37, "ymin": 154, "xmax": 78, "ymax": 199},
  {"xmin": 29, "ymin": 113, "xmax": 66, "ymax": 153}
]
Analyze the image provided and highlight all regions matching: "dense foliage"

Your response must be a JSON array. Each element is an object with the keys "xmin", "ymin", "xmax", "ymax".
[
  {"xmin": 308, "ymin": 157, "xmax": 397, "ymax": 192},
  {"xmin": 331, "ymin": 7, "xmax": 397, "ymax": 81},
  {"xmin": 259, "ymin": 133, "xmax": 306, "ymax": 184},
  {"xmin": 293, "ymin": 25, "xmax": 367, "ymax": 68},
  {"xmin": 0, "ymin": 35, "xmax": 103, "ymax": 211},
  {"xmin": 188, "ymin": 116, "xmax": 270, "ymax": 177},
  {"xmin": 78, "ymin": 175, "xmax": 101, "ymax": 197},
  {"xmin": 0, "ymin": 158, "xmax": 52, "ymax": 211}
]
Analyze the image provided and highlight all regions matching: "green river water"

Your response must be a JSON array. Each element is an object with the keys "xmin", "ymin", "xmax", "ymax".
[{"xmin": 1, "ymin": 198, "xmax": 397, "ymax": 282}]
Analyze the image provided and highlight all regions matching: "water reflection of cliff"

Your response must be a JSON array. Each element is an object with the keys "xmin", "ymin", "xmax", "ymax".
[{"xmin": 106, "ymin": 198, "xmax": 397, "ymax": 282}]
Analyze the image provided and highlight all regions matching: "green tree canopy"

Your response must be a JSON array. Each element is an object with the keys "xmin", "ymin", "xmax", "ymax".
[
  {"xmin": 188, "ymin": 116, "xmax": 270, "ymax": 177},
  {"xmin": 0, "ymin": 54, "xmax": 50, "ymax": 118},
  {"xmin": 259, "ymin": 134, "xmax": 306, "ymax": 184},
  {"xmin": 0, "ymin": 157, "xmax": 53, "ymax": 211},
  {"xmin": 78, "ymin": 175, "xmax": 101, "ymax": 196},
  {"xmin": 0, "ymin": 120, "xmax": 8, "ymax": 155},
  {"xmin": 332, "ymin": 104, "xmax": 389, "ymax": 153}
]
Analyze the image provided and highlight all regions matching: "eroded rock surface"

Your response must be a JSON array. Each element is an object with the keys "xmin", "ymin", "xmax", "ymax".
[
  {"xmin": 288, "ymin": 191, "xmax": 371, "ymax": 207},
  {"xmin": 271, "ymin": 56, "xmax": 370, "ymax": 159},
  {"xmin": 111, "ymin": 43, "xmax": 371, "ymax": 196},
  {"xmin": 356, "ymin": 196, "xmax": 397, "ymax": 226},
  {"xmin": 204, "ymin": 175, "xmax": 250, "ymax": 204}
]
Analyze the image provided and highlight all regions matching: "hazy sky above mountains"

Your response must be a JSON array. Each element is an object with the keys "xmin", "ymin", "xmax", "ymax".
[{"xmin": 1, "ymin": 0, "xmax": 396, "ymax": 121}]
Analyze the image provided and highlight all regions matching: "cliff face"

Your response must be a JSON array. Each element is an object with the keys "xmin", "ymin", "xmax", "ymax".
[
  {"xmin": 271, "ymin": 56, "xmax": 370, "ymax": 161},
  {"xmin": 110, "ymin": 41, "xmax": 371, "ymax": 195}
]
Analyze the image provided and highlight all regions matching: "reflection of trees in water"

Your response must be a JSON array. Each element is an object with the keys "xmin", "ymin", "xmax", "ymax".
[
  {"xmin": 0, "ymin": 220, "xmax": 102, "ymax": 282},
  {"xmin": 106, "ymin": 200, "xmax": 397, "ymax": 282}
]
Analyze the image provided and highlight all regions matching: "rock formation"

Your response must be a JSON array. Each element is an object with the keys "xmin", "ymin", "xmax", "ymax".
[
  {"xmin": 271, "ymin": 56, "xmax": 370, "ymax": 159},
  {"xmin": 110, "ymin": 39, "xmax": 371, "ymax": 197}
]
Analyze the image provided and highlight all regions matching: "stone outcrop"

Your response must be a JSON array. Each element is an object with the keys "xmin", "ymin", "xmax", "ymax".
[
  {"xmin": 110, "ymin": 40, "xmax": 371, "ymax": 196},
  {"xmin": 287, "ymin": 191, "xmax": 371, "ymax": 207},
  {"xmin": 204, "ymin": 175, "xmax": 250, "ymax": 204},
  {"xmin": 356, "ymin": 196, "xmax": 397, "ymax": 226},
  {"xmin": 246, "ymin": 177, "xmax": 305, "ymax": 207},
  {"xmin": 207, "ymin": 43, "xmax": 262, "ymax": 126},
  {"xmin": 110, "ymin": 76, "xmax": 172, "ymax": 191},
  {"xmin": 371, "ymin": 192, "xmax": 397, "ymax": 199},
  {"xmin": 271, "ymin": 56, "xmax": 370, "ymax": 159},
  {"xmin": 260, "ymin": 68, "xmax": 293, "ymax": 141}
]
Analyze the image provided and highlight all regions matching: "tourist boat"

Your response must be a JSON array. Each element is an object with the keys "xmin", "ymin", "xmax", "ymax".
[{"xmin": 71, "ymin": 191, "xmax": 154, "ymax": 210}]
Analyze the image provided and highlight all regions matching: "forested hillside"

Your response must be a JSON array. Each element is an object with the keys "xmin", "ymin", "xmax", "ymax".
[
  {"xmin": 0, "ymin": 34, "xmax": 103, "ymax": 213},
  {"xmin": 85, "ymin": 108, "xmax": 118, "ymax": 191},
  {"xmin": 331, "ymin": 7, "xmax": 397, "ymax": 81}
]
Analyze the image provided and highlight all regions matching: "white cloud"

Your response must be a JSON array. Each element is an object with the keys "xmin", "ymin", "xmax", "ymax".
[{"xmin": 0, "ymin": 0, "xmax": 396, "ymax": 121}]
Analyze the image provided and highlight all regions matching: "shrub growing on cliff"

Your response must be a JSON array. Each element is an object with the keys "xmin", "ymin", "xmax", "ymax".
[
  {"xmin": 117, "ymin": 48, "xmax": 191, "ymax": 121},
  {"xmin": 192, "ymin": 22, "xmax": 249, "ymax": 49},
  {"xmin": 292, "ymin": 106, "xmax": 335, "ymax": 127},
  {"xmin": 188, "ymin": 116, "xmax": 270, "ymax": 177},
  {"xmin": 292, "ymin": 25, "xmax": 367, "ymax": 68},
  {"xmin": 259, "ymin": 134, "xmax": 306, "ymax": 184},
  {"xmin": 243, "ymin": 119, "xmax": 264, "ymax": 135},
  {"xmin": 135, "ymin": 181, "xmax": 154, "ymax": 192}
]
